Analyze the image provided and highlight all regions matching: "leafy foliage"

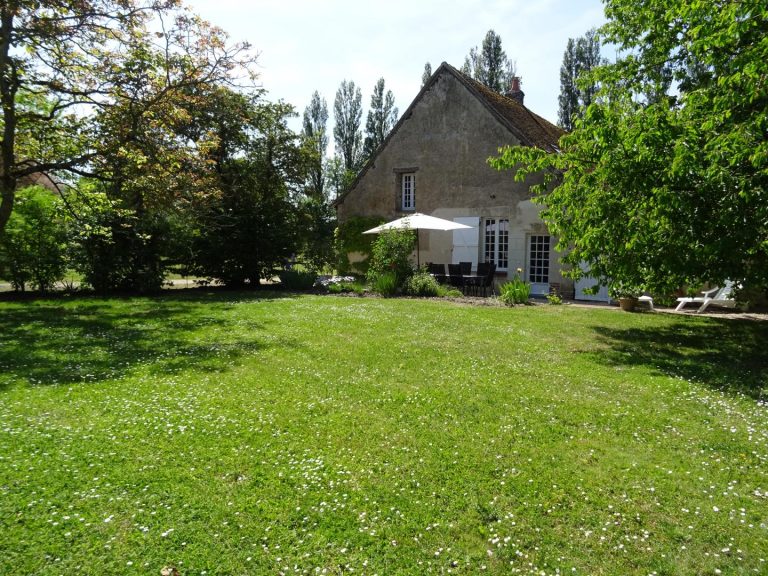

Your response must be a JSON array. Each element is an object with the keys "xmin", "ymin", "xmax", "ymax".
[
  {"xmin": 278, "ymin": 269, "xmax": 317, "ymax": 291},
  {"xmin": 404, "ymin": 269, "xmax": 441, "ymax": 297},
  {"xmin": 68, "ymin": 185, "xmax": 170, "ymax": 293},
  {"xmin": 302, "ymin": 91, "xmax": 329, "ymax": 199},
  {"xmin": 0, "ymin": 1, "xmax": 256, "ymax": 235},
  {"xmin": 334, "ymin": 216, "xmax": 384, "ymax": 274},
  {"xmin": 558, "ymin": 28, "xmax": 603, "ymax": 131},
  {"xmin": 0, "ymin": 187, "xmax": 68, "ymax": 292},
  {"xmin": 499, "ymin": 276, "xmax": 532, "ymax": 305},
  {"xmin": 366, "ymin": 229, "xmax": 416, "ymax": 291},
  {"xmin": 184, "ymin": 96, "xmax": 310, "ymax": 287},
  {"xmin": 491, "ymin": 0, "xmax": 768, "ymax": 293},
  {"xmin": 371, "ymin": 270, "xmax": 398, "ymax": 297},
  {"xmin": 363, "ymin": 78, "xmax": 398, "ymax": 160},
  {"xmin": 461, "ymin": 30, "xmax": 517, "ymax": 93},
  {"xmin": 333, "ymin": 80, "xmax": 364, "ymax": 173}
]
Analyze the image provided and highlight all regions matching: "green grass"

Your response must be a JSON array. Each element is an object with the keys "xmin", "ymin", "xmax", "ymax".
[{"xmin": 1, "ymin": 292, "xmax": 767, "ymax": 575}]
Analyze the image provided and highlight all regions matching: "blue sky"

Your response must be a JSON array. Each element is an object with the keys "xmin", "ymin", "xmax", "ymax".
[{"xmin": 185, "ymin": 0, "xmax": 606, "ymax": 135}]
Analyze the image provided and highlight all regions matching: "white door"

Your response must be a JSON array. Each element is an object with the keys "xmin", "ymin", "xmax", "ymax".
[
  {"xmin": 527, "ymin": 235, "xmax": 550, "ymax": 296},
  {"xmin": 574, "ymin": 262, "xmax": 611, "ymax": 302},
  {"xmin": 452, "ymin": 217, "xmax": 479, "ymax": 270}
]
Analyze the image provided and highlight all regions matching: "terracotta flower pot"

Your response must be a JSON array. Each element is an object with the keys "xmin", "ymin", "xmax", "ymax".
[{"xmin": 618, "ymin": 296, "xmax": 638, "ymax": 312}]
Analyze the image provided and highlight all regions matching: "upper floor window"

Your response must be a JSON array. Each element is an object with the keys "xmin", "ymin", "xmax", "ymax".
[{"xmin": 401, "ymin": 173, "xmax": 415, "ymax": 211}]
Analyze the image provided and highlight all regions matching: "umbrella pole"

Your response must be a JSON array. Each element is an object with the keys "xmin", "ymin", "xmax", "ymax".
[{"xmin": 416, "ymin": 229, "xmax": 420, "ymax": 268}]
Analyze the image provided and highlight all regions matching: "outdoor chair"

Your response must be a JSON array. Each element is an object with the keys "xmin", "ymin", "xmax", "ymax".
[
  {"xmin": 428, "ymin": 262, "xmax": 447, "ymax": 284},
  {"xmin": 459, "ymin": 261, "xmax": 472, "ymax": 275},
  {"xmin": 448, "ymin": 263, "xmax": 465, "ymax": 293},
  {"xmin": 675, "ymin": 280, "xmax": 737, "ymax": 313},
  {"xmin": 478, "ymin": 263, "xmax": 496, "ymax": 296}
]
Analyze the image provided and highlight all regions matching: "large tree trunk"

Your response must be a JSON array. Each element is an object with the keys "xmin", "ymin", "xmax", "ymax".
[{"xmin": 0, "ymin": 5, "xmax": 16, "ymax": 235}]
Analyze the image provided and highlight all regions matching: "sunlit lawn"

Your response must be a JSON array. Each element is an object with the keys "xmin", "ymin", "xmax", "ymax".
[{"xmin": 1, "ymin": 292, "xmax": 767, "ymax": 575}]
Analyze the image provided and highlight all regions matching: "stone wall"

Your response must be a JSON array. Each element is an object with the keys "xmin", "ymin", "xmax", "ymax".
[{"xmin": 336, "ymin": 70, "xmax": 572, "ymax": 296}]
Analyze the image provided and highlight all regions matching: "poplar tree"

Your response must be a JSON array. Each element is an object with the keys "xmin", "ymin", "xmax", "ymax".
[
  {"xmin": 333, "ymin": 80, "xmax": 363, "ymax": 173},
  {"xmin": 302, "ymin": 91, "xmax": 328, "ymax": 198},
  {"xmin": 421, "ymin": 62, "xmax": 432, "ymax": 87},
  {"xmin": 462, "ymin": 30, "xmax": 516, "ymax": 93},
  {"xmin": 363, "ymin": 78, "xmax": 398, "ymax": 160},
  {"xmin": 558, "ymin": 29, "xmax": 603, "ymax": 130}
]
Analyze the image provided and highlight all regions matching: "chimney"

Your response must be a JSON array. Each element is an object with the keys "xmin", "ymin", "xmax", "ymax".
[{"xmin": 506, "ymin": 76, "xmax": 525, "ymax": 106}]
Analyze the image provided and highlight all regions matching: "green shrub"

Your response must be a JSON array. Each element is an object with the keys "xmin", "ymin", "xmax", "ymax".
[
  {"xmin": 278, "ymin": 269, "xmax": 317, "ymax": 290},
  {"xmin": 0, "ymin": 186, "xmax": 68, "ymax": 292},
  {"xmin": 404, "ymin": 270, "xmax": 441, "ymax": 297},
  {"xmin": 499, "ymin": 277, "xmax": 532, "ymax": 305},
  {"xmin": 327, "ymin": 281, "xmax": 365, "ymax": 295},
  {"xmin": 366, "ymin": 229, "xmax": 415, "ymax": 290},
  {"xmin": 437, "ymin": 285, "xmax": 463, "ymax": 298},
  {"xmin": 371, "ymin": 271, "xmax": 398, "ymax": 296},
  {"xmin": 546, "ymin": 293, "xmax": 563, "ymax": 305}
]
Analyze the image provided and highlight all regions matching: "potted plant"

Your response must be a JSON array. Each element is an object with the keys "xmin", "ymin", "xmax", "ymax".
[{"xmin": 610, "ymin": 283, "xmax": 642, "ymax": 312}]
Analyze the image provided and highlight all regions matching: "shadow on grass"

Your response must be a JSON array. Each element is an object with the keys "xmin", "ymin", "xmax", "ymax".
[
  {"xmin": 0, "ymin": 290, "xmax": 303, "ymax": 391},
  {"xmin": 588, "ymin": 317, "xmax": 768, "ymax": 399}
]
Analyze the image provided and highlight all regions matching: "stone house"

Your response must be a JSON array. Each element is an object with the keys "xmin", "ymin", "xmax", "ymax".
[{"xmin": 334, "ymin": 62, "xmax": 572, "ymax": 296}]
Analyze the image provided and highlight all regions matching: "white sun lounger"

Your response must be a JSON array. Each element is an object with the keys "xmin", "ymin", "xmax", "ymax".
[{"xmin": 675, "ymin": 280, "xmax": 737, "ymax": 313}]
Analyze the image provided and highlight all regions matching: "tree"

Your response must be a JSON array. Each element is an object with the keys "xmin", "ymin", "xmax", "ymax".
[
  {"xmin": 183, "ymin": 93, "xmax": 311, "ymax": 286},
  {"xmin": 0, "ymin": 1, "xmax": 255, "ymax": 236},
  {"xmin": 333, "ymin": 80, "xmax": 363, "ymax": 173},
  {"xmin": 363, "ymin": 78, "xmax": 398, "ymax": 160},
  {"xmin": 462, "ymin": 30, "xmax": 517, "ymax": 93},
  {"xmin": 421, "ymin": 62, "xmax": 432, "ymax": 87},
  {"xmin": 302, "ymin": 91, "xmax": 328, "ymax": 199},
  {"xmin": 557, "ymin": 39, "xmax": 579, "ymax": 131},
  {"xmin": 64, "ymin": 12, "xmax": 256, "ymax": 292},
  {"xmin": 558, "ymin": 29, "xmax": 604, "ymax": 131},
  {"xmin": 490, "ymin": 0, "xmax": 768, "ymax": 294}
]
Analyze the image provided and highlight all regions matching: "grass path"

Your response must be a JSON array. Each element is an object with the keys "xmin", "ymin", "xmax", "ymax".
[{"xmin": 1, "ymin": 293, "xmax": 766, "ymax": 575}]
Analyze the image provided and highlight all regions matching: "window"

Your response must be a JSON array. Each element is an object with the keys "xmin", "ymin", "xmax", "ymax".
[
  {"xmin": 401, "ymin": 173, "xmax": 415, "ymax": 211},
  {"xmin": 528, "ymin": 235, "xmax": 550, "ymax": 283},
  {"xmin": 483, "ymin": 218, "xmax": 509, "ymax": 271}
]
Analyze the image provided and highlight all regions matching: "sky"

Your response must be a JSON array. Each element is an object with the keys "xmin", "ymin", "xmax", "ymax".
[{"xmin": 184, "ymin": 0, "xmax": 606, "ymax": 137}]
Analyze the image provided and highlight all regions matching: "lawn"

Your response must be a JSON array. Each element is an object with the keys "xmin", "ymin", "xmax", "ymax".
[{"xmin": 1, "ymin": 292, "xmax": 767, "ymax": 575}]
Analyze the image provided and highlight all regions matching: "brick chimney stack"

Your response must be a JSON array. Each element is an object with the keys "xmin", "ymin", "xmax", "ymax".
[{"xmin": 506, "ymin": 76, "xmax": 525, "ymax": 106}]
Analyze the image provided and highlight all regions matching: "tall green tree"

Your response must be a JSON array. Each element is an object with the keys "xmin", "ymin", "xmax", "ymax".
[
  {"xmin": 462, "ymin": 30, "xmax": 516, "ymax": 93},
  {"xmin": 333, "ymin": 80, "xmax": 363, "ymax": 173},
  {"xmin": 72, "ymin": 15, "xmax": 257, "ymax": 292},
  {"xmin": 302, "ymin": 91, "xmax": 328, "ymax": 199},
  {"xmin": 558, "ymin": 29, "xmax": 604, "ymax": 130},
  {"xmin": 363, "ymin": 78, "xmax": 398, "ymax": 159},
  {"xmin": 0, "ymin": 0, "xmax": 166, "ymax": 235},
  {"xmin": 0, "ymin": 1, "xmax": 255, "ymax": 236},
  {"xmin": 181, "ymin": 92, "xmax": 311, "ymax": 286},
  {"xmin": 491, "ymin": 0, "xmax": 768, "ymax": 294},
  {"xmin": 421, "ymin": 62, "xmax": 432, "ymax": 87}
]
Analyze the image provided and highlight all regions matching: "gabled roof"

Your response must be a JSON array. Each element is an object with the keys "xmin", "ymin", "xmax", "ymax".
[
  {"xmin": 451, "ymin": 64, "xmax": 565, "ymax": 151},
  {"xmin": 334, "ymin": 61, "xmax": 564, "ymax": 206}
]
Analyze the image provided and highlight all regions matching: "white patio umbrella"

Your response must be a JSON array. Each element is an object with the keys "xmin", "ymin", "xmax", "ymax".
[{"xmin": 363, "ymin": 213, "xmax": 473, "ymax": 267}]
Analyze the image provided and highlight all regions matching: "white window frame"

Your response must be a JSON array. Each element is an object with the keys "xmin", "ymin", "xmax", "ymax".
[
  {"xmin": 528, "ymin": 235, "xmax": 550, "ymax": 283},
  {"xmin": 401, "ymin": 173, "xmax": 415, "ymax": 211},
  {"xmin": 483, "ymin": 218, "xmax": 509, "ymax": 271}
]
